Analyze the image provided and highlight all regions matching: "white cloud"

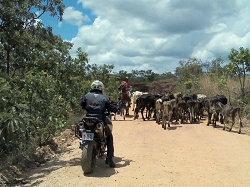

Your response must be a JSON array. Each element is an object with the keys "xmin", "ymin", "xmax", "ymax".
[
  {"xmin": 68, "ymin": 0, "xmax": 250, "ymax": 73},
  {"xmin": 62, "ymin": 7, "xmax": 89, "ymax": 27},
  {"xmin": 192, "ymin": 31, "xmax": 250, "ymax": 62},
  {"xmin": 206, "ymin": 23, "xmax": 227, "ymax": 33}
]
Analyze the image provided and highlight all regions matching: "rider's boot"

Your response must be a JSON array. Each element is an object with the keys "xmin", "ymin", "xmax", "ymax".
[{"xmin": 105, "ymin": 157, "xmax": 116, "ymax": 168}]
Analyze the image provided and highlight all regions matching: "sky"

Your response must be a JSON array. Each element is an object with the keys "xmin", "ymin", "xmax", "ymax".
[{"xmin": 41, "ymin": 0, "xmax": 250, "ymax": 74}]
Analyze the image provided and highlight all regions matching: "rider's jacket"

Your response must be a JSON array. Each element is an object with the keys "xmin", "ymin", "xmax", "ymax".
[{"xmin": 80, "ymin": 90, "xmax": 117, "ymax": 124}]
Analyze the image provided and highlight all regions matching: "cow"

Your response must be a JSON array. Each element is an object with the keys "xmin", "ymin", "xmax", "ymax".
[
  {"xmin": 197, "ymin": 94, "xmax": 207, "ymax": 100},
  {"xmin": 176, "ymin": 99, "xmax": 189, "ymax": 124},
  {"xmin": 205, "ymin": 95, "xmax": 228, "ymax": 127},
  {"xmin": 187, "ymin": 99, "xmax": 197, "ymax": 123},
  {"xmin": 212, "ymin": 102, "xmax": 243, "ymax": 134},
  {"xmin": 195, "ymin": 94, "xmax": 207, "ymax": 120},
  {"xmin": 162, "ymin": 99, "xmax": 176, "ymax": 130},
  {"xmin": 155, "ymin": 98, "xmax": 163, "ymax": 124},
  {"xmin": 154, "ymin": 92, "xmax": 176, "ymax": 125},
  {"xmin": 175, "ymin": 94, "xmax": 195, "ymax": 124},
  {"xmin": 131, "ymin": 91, "xmax": 149, "ymax": 111},
  {"xmin": 134, "ymin": 93, "xmax": 160, "ymax": 121},
  {"xmin": 173, "ymin": 92, "xmax": 183, "ymax": 99},
  {"xmin": 195, "ymin": 99, "xmax": 205, "ymax": 120}
]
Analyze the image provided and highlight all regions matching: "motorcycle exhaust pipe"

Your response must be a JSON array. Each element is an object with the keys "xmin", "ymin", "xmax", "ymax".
[
  {"xmin": 96, "ymin": 123, "xmax": 103, "ymax": 130},
  {"xmin": 95, "ymin": 123, "xmax": 104, "ymax": 135}
]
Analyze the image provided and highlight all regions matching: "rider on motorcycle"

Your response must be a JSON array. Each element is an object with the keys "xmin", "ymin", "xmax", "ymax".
[{"xmin": 80, "ymin": 80, "xmax": 117, "ymax": 168}]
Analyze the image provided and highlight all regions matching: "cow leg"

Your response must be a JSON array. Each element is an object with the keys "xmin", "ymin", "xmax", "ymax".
[
  {"xmin": 189, "ymin": 109, "xmax": 193, "ymax": 124},
  {"xmin": 239, "ymin": 118, "xmax": 243, "ymax": 134},
  {"xmin": 207, "ymin": 112, "xmax": 212, "ymax": 126},
  {"xmin": 168, "ymin": 114, "xmax": 172, "ymax": 128},
  {"xmin": 222, "ymin": 116, "xmax": 228, "ymax": 131},
  {"xmin": 156, "ymin": 110, "xmax": 161, "ymax": 124},
  {"xmin": 213, "ymin": 112, "xmax": 218, "ymax": 128},
  {"xmin": 215, "ymin": 113, "xmax": 219, "ymax": 121},
  {"xmin": 153, "ymin": 109, "xmax": 156, "ymax": 119},
  {"xmin": 146, "ymin": 107, "xmax": 152, "ymax": 120},
  {"xmin": 162, "ymin": 110, "xmax": 166, "ymax": 129},
  {"xmin": 212, "ymin": 112, "xmax": 218, "ymax": 128},
  {"xmin": 133, "ymin": 111, "xmax": 139, "ymax": 120},
  {"xmin": 181, "ymin": 111, "xmax": 184, "ymax": 124},
  {"xmin": 141, "ymin": 107, "xmax": 145, "ymax": 121},
  {"xmin": 146, "ymin": 107, "xmax": 149, "ymax": 120},
  {"xmin": 126, "ymin": 107, "xmax": 129, "ymax": 116},
  {"xmin": 162, "ymin": 118, "xmax": 165, "ymax": 129},
  {"xmin": 173, "ymin": 108, "xmax": 178, "ymax": 122},
  {"xmin": 163, "ymin": 116, "xmax": 166, "ymax": 130},
  {"xmin": 229, "ymin": 112, "xmax": 236, "ymax": 132},
  {"xmin": 219, "ymin": 113, "xmax": 224, "ymax": 124},
  {"xmin": 145, "ymin": 108, "xmax": 148, "ymax": 119},
  {"xmin": 165, "ymin": 115, "xmax": 171, "ymax": 130}
]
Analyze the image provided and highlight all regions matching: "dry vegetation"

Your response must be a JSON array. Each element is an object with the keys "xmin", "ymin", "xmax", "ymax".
[{"xmin": 0, "ymin": 129, "xmax": 75, "ymax": 186}]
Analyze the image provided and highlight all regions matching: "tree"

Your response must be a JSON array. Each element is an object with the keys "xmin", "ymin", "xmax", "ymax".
[
  {"xmin": 175, "ymin": 58, "xmax": 203, "ymax": 92},
  {"xmin": 175, "ymin": 58, "xmax": 203, "ymax": 81},
  {"xmin": 226, "ymin": 47, "xmax": 250, "ymax": 98},
  {"xmin": 0, "ymin": 0, "xmax": 65, "ymax": 75},
  {"xmin": 207, "ymin": 58, "xmax": 225, "ymax": 77}
]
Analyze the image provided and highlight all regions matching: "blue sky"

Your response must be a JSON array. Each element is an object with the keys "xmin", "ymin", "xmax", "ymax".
[
  {"xmin": 41, "ymin": 0, "xmax": 250, "ymax": 74},
  {"xmin": 42, "ymin": 1, "xmax": 95, "ymax": 40}
]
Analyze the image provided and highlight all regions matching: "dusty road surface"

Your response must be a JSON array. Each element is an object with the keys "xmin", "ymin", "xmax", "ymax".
[{"xmin": 13, "ymin": 109, "xmax": 250, "ymax": 187}]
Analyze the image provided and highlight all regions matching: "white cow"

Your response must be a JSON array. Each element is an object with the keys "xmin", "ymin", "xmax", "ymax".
[
  {"xmin": 197, "ymin": 94, "xmax": 207, "ymax": 100},
  {"xmin": 131, "ymin": 91, "xmax": 148, "ymax": 111}
]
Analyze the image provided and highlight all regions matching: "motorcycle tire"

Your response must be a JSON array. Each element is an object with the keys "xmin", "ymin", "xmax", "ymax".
[{"xmin": 81, "ymin": 141, "xmax": 96, "ymax": 174}]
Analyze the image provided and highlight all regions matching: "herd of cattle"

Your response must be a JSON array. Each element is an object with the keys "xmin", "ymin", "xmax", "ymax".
[{"xmin": 118, "ymin": 90, "xmax": 243, "ymax": 134}]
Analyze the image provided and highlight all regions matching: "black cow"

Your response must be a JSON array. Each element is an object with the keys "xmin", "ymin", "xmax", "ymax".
[{"xmin": 134, "ymin": 93, "xmax": 160, "ymax": 121}]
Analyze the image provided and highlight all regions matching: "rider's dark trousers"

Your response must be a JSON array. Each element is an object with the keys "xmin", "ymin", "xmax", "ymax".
[{"xmin": 105, "ymin": 126, "xmax": 114, "ymax": 158}]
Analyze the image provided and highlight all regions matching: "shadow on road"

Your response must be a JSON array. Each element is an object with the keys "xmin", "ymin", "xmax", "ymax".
[
  {"xmin": 11, "ymin": 156, "xmax": 82, "ymax": 186},
  {"xmin": 83, "ymin": 156, "xmax": 133, "ymax": 178},
  {"xmin": 13, "ymin": 154, "xmax": 134, "ymax": 185}
]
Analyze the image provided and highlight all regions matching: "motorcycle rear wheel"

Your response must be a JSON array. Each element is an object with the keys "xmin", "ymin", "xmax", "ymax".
[{"xmin": 81, "ymin": 141, "xmax": 96, "ymax": 174}]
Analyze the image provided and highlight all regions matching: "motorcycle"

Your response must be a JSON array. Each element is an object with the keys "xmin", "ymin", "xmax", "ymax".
[{"xmin": 75, "ymin": 112, "xmax": 112, "ymax": 174}]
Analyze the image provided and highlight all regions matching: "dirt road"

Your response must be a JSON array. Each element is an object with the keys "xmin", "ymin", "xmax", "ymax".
[{"xmin": 13, "ymin": 110, "xmax": 250, "ymax": 187}]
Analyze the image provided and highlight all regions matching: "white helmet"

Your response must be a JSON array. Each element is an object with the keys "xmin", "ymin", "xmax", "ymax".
[{"xmin": 90, "ymin": 80, "xmax": 104, "ymax": 91}]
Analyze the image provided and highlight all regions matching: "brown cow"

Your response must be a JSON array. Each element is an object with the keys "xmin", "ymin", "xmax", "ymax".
[
  {"xmin": 162, "ymin": 99, "xmax": 176, "ymax": 130},
  {"xmin": 214, "ymin": 102, "xmax": 243, "ymax": 134}
]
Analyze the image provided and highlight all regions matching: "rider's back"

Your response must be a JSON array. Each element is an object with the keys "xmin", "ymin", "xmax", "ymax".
[{"xmin": 81, "ymin": 91, "xmax": 109, "ymax": 121}]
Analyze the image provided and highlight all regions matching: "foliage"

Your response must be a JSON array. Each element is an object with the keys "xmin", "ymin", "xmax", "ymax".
[
  {"xmin": 0, "ymin": 0, "xmax": 120, "ymax": 159},
  {"xmin": 226, "ymin": 47, "xmax": 250, "ymax": 99},
  {"xmin": 205, "ymin": 58, "xmax": 225, "ymax": 78},
  {"xmin": 175, "ymin": 58, "xmax": 203, "ymax": 82},
  {"xmin": 175, "ymin": 58, "xmax": 203, "ymax": 93},
  {"xmin": 0, "ymin": 0, "xmax": 65, "ymax": 75}
]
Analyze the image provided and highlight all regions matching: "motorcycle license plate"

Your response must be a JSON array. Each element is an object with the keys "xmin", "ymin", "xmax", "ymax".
[{"xmin": 82, "ymin": 133, "xmax": 94, "ymax": 141}]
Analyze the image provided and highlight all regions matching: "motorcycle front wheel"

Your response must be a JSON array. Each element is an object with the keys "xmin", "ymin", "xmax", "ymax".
[{"xmin": 81, "ymin": 141, "xmax": 96, "ymax": 174}]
